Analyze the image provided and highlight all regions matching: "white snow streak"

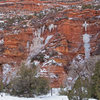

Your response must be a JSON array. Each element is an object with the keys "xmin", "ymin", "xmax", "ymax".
[
  {"xmin": 2, "ymin": 64, "xmax": 11, "ymax": 84},
  {"xmin": 83, "ymin": 21, "xmax": 88, "ymax": 31},
  {"xmin": 48, "ymin": 24, "xmax": 56, "ymax": 32},
  {"xmin": 45, "ymin": 35, "xmax": 53, "ymax": 45},
  {"xmin": 83, "ymin": 33, "xmax": 91, "ymax": 59},
  {"xmin": 0, "ymin": 39, "xmax": 4, "ymax": 45}
]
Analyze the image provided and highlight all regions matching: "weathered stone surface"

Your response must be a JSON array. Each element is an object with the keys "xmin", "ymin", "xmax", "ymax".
[{"xmin": 0, "ymin": 0, "xmax": 100, "ymax": 87}]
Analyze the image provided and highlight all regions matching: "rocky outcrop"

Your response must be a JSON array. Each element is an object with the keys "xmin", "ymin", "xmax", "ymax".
[
  {"xmin": 0, "ymin": 0, "xmax": 100, "ymax": 87},
  {"xmin": 37, "ymin": 9, "xmax": 100, "ymax": 87}
]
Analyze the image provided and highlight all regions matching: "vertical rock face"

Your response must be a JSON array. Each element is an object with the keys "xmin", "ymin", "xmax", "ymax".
[{"xmin": 0, "ymin": 0, "xmax": 100, "ymax": 87}]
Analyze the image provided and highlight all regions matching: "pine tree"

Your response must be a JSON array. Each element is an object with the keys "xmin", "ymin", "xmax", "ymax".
[
  {"xmin": 5, "ymin": 63, "xmax": 50, "ymax": 97},
  {"xmin": 67, "ymin": 77, "xmax": 91, "ymax": 100},
  {"xmin": 90, "ymin": 61, "xmax": 100, "ymax": 99},
  {"xmin": 0, "ymin": 80, "xmax": 3, "ymax": 92}
]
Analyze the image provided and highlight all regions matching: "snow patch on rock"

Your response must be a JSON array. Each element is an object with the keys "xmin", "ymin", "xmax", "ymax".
[
  {"xmin": 48, "ymin": 24, "xmax": 57, "ymax": 32},
  {"xmin": 45, "ymin": 35, "xmax": 53, "ymax": 45},
  {"xmin": 2, "ymin": 64, "xmax": 17, "ymax": 84},
  {"xmin": 34, "ymin": 61, "xmax": 40, "ymax": 66},
  {"xmin": 3, "ymin": 64, "xmax": 11, "ymax": 84},
  {"xmin": 0, "ymin": 39, "xmax": 4, "ymax": 45}
]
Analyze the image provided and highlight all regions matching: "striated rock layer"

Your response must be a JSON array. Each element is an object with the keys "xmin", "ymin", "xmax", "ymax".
[{"xmin": 0, "ymin": 0, "xmax": 100, "ymax": 87}]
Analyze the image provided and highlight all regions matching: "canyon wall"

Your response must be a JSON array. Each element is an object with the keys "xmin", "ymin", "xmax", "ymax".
[{"xmin": 0, "ymin": 0, "xmax": 100, "ymax": 87}]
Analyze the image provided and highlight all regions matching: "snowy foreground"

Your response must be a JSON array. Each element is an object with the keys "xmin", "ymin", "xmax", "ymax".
[
  {"xmin": 0, "ymin": 88, "xmax": 96, "ymax": 100},
  {"xmin": 0, "ymin": 88, "xmax": 68, "ymax": 100},
  {"xmin": 0, "ymin": 94, "xmax": 68, "ymax": 100},
  {"xmin": 0, "ymin": 93, "xmax": 96, "ymax": 100}
]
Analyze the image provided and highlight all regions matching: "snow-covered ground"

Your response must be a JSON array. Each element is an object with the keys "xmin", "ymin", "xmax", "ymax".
[
  {"xmin": 0, "ymin": 88, "xmax": 68, "ymax": 100},
  {"xmin": 0, "ymin": 93, "xmax": 97, "ymax": 100},
  {"xmin": 0, "ymin": 88, "xmax": 96, "ymax": 100},
  {"xmin": 0, "ymin": 94, "xmax": 68, "ymax": 100}
]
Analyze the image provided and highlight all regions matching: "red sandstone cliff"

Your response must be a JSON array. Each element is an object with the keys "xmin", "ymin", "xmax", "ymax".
[{"xmin": 0, "ymin": 0, "xmax": 100, "ymax": 87}]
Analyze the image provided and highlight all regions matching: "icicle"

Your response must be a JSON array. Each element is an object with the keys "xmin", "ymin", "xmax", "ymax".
[
  {"xmin": 83, "ymin": 33, "xmax": 91, "ymax": 59},
  {"xmin": 48, "ymin": 24, "xmax": 56, "ymax": 32},
  {"xmin": 83, "ymin": 21, "xmax": 89, "ymax": 31},
  {"xmin": 45, "ymin": 35, "xmax": 53, "ymax": 45}
]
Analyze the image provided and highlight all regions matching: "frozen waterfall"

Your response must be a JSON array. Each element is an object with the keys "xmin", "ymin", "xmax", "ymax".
[{"xmin": 83, "ymin": 33, "xmax": 91, "ymax": 59}]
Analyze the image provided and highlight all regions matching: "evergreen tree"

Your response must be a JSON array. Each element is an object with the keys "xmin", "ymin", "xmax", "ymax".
[
  {"xmin": 67, "ymin": 77, "xmax": 91, "ymax": 100},
  {"xmin": 0, "ymin": 80, "xmax": 3, "ymax": 92},
  {"xmin": 60, "ymin": 60, "xmax": 100, "ymax": 100},
  {"xmin": 5, "ymin": 63, "xmax": 50, "ymax": 97},
  {"xmin": 90, "ymin": 61, "xmax": 100, "ymax": 99}
]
